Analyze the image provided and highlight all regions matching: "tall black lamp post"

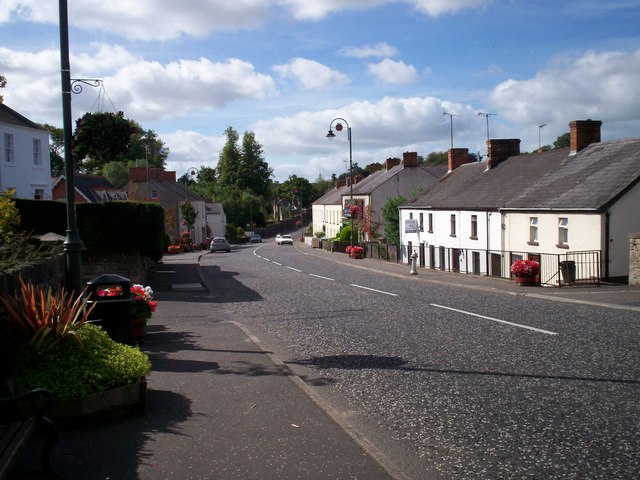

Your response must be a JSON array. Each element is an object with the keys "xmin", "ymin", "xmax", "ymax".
[
  {"xmin": 58, "ymin": 0, "xmax": 83, "ymax": 294},
  {"xmin": 326, "ymin": 117, "xmax": 353, "ymax": 248}
]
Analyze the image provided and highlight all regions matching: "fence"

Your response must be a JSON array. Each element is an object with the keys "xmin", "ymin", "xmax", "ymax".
[{"xmin": 322, "ymin": 240, "xmax": 600, "ymax": 287}]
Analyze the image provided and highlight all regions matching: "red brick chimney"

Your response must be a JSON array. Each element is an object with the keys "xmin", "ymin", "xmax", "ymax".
[
  {"xmin": 336, "ymin": 180, "xmax": 346, "ymax": 189},
  {"xmin": 129, "ymin": 167, "xmax": 177, "ymax": 183},
  {"xmin": 402, "ymin": 151, "xmax": 418, "ymax": 168},
  {"xmin": 570, "ymin": 119, "xmax": 602, "ymax": 154},
  {"xmin": 385, "ymin": 157, "xmax": 401, "ymax": 170},
  {"xmin": 354, "ymin": 174, "xmax": 364, "ymax": 184},
  {"xmin": 448, "ymin": 148, "xmax": 469, "ymax": 172},
  {"xmin": 368, "ymin": 163, "xmax": 383, "ymax": 173},
  {"xmin": 486, "ymin": 139, "xmax": 520, "ymax": 169}
]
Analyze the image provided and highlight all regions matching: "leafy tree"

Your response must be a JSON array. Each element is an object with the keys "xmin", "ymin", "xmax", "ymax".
[
  {"xmin": 311, "ymin": 174, "xmax": 333, "ymax": 200},
  {"xmin": 238, "ymin": 131, "xmax": 272, "ymax": 198},
  {"xmin": 0, "ymin": 74, "xmax": 6, "ymax": 103},
  {"xmin": 381, "ymin": 195, "xmax": 407, "ymax": 245},
  {"xmin": 554, "ymin": 132, "xmax": 570, "ymax": 149},
  {"xmin": 43, "ymin": 124, "xmax": 65, "ymax": 176},
  {"xmin": 103, "ymin": 161, "xmax": 129, "ymax": 188},
  {"xmin": 0, "ymin": 189, "xmax": 20, "ymax": 243},
  {"xmin": 424, "ymin": 151, "xmax": 448, "ymax": 165},
  {"xmin": 181, "ymin": 201, "xmax": 197, "ymax": 232},
  {"xmin": 128, "ymin": 127, "xmax": 168, "ymax": 169},
  {"xmin": 72, "ymin": 111, "xmax": 137, "ymax": 173},
  {"xmin": 217, "ymin": 127, "xmax": 242, "ymax": 187},
  {"xmin": 364, "ymin": 162, "xmax": 383, "ymax": 175}
]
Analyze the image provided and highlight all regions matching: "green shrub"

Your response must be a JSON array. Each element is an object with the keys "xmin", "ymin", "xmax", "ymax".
[{"xmin": 13, "ymin": 323, "xmax": 151, "ymax": 401}]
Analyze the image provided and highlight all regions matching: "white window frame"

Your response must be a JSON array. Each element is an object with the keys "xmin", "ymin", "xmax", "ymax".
[
  {"xmin": 450, "ymin": 214, "xmax": 456, "ymax": 237},
  {"xmin": 4, "ymin": 133, "xmax": 14, "ymax": 163},
  {"xmin": 529, "ymin": 217, "xmax": 538, "ymax": 244},
  {"xmin": 33, "ymin": 138, "xmax": 42, "ymax": 166},
  {"xmin": 558, "ymin": 217, "xmax": 569, "ymax": 246}
]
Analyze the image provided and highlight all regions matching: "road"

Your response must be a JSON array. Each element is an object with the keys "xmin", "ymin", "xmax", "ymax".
[{"xmin": 199, "ymin": 240, "xmax": 640, "ymax": 479}]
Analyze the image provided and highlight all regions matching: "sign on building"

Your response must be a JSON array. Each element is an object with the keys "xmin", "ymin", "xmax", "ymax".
[{"xmin": 404, "ymin": 218, "xmax": 419, "ymax": 233}]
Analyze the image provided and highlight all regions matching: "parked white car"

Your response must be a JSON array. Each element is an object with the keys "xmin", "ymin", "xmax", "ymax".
[{"xmin": 276, "ymin": 234, "xmax": 294, "ymax": 245}]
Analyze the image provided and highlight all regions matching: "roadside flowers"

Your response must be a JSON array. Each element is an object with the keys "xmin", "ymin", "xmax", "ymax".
[
  {"xmin": 510, "ymin": 259, "xmax": 540, "ymax": 277},
  {"xmin": 131, "ymin": 284, "xmax": 157, "ymax": 322}
]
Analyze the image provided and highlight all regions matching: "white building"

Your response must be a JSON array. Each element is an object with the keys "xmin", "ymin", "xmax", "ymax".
[
  {"xmin": 0, "ymin": 103, "xmax": 51, "ymax": 200},
  {"xmin": 400, "ymin": 120, "xmax": 640, "ymax": 284}
]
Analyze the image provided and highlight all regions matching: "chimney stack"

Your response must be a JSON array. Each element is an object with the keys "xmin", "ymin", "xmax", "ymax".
[
  {"xmin": 385, "ymin": 157, "xmax": 401, "ymax": 170},
  {"xmin": 354, "ymin": 174, "xmax": 364, "ymax": 184},
  {"xmin": 448, "ymin": 148, "xmax": 469, "ymax": 172},
  {"xmin": 486, "ymin": 139, "xmax": 520, "ymax": 169},
  {"xmin": 570, "ymin": 119, "xmax": 602, "ymax": 154},
  {"xmin": 402, "ymin": 151, "xmax": 418, "ymax": 168},
  {"xmin": 336, "ymin": 180, "xmax": 346, "ymax": 189}
]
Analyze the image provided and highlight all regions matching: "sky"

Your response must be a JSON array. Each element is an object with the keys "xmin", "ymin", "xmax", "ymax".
[{"xmin": 1, "ymin": 0, "xmax": 640, "ymax": 183}]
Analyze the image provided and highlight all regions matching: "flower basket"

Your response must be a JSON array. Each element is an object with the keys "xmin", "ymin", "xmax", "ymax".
[
  {"xmin": 130, "ymin": 284, "xmax": 157, "ymax": 345},
  {"xmin": 349, "ymin": 246, "xmax": 364, "ymax": 259},
  {"xmin": 168, "ymin": 244, "xmax": 182, "ymax": 254},
  {"xmin": 511, "ymin": 260, "xmax": 540, "ymax": 286}
]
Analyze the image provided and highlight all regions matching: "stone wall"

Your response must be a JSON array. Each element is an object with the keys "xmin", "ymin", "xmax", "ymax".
[{"xmin": 630, "ymin": 233, "xmax": 640, "ymax": 285}]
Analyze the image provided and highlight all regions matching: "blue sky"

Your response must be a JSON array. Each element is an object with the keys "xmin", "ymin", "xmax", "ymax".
[{"xmin": 2, "ymin": 0, "xmax": 640, "ymax": 182}]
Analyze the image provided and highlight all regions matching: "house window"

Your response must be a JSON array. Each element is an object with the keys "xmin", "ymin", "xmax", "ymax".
[
  {"xmin": 558, "ymin": 217, "xmax": 569, "ymax": 247},
  {"xmin": 4, "ymin": 133, "xmax": 14, "ymax": 163},
  {"xmin": 470, "ymin": 215, "xmax": 478, "ymax": 239},
  {"xmin": 409, "ymin": 212, "xmax": 413, "ymax": 219},
  {"xmin": 419, "ymin": 213, "xmax": 424, "ymax": 231},
  {"xmin": 33, "ymin": 139, "xmax": 41, "ymax": 166},
  {"xmin": 150, "ymin": 190, "xmax": 158, "ymax": 199},
  {"xmin": 428, "ymin": 213, "xmax": 433, "ymax": 233},
  {"xmin": 34, "ymin": 188, "xmax": 44, "ymax": 200},
  {"xmin": 450, "ymin": 214, "xmax": 456, "ymax": 237},
  {"xmin": 529, "ymin": 217, "xmax": 539, "ymax": 245}
]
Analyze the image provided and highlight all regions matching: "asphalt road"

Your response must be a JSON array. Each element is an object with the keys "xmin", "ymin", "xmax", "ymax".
[{"xmin": 200, "ymin": 241, "xmax": 640, "ymax": 480}]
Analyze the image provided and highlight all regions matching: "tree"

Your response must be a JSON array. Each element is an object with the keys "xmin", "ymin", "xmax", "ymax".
[
  {"xmin": 424, "ymin": 151, "xmax": 448, "ymax": 165},
  {"xmin": 381, "ymin": 195, "xmax": 407, "ymax": 245},
  {"xmin": 311, "ymin": 174, "xmax": 333, "ymax": 200},
  {"xmin": 554, "ymin": 132, "xmax": 570, "ymax": 149},
  {"xmin": 0, "ymin": 74, "xmax": 6, "ymax": 103},
  {"xmin": 128, "ymin": 127, "xmax": 169, "ymax": 169},
  {"xmin": 238, "ymin": 131, "xmax": 272, "ymax": 198},
  {"xmin": 217, "ymin": 127, "xmax": 242, "ymax": 187},
  {"xmin": 103, "ymin": 161, "xmax": 129, "ymax": 188},
  {"xmin": 72, "ymin": 111, "xmax": 137, "ymax": 173},
  {"xmin": 43, "ymin": 124, "xmax": 65, "ymax": 176}
]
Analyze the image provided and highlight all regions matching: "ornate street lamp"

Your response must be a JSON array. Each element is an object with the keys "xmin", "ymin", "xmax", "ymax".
[{"xmin": 326, "ymin": 117, "xmax": 354, "ymax": 248}]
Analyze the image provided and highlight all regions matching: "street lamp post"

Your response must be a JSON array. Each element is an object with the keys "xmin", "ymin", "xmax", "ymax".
[
  {"xmin": 326, "ymin": 118, "xmax": 354, "ymax": 248},
  {"xmin": 58, "ymin": 0, "xmax": 82, "ymax": 294}
]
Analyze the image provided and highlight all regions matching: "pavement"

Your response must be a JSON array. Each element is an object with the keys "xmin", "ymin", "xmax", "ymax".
[{"xmin": 13, "ymin": 242, "xmax": 640, "ymax": 480}]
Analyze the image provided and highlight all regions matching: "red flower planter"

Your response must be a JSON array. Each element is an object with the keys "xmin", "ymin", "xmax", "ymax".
[{"xmin": 514, "ymin": 275, "xmax": 539, "ymax": 286}]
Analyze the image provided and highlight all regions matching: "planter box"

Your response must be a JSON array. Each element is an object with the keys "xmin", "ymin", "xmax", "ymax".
[{"xmin": 51, "ymin": 380, "xmax": 147, "ymax": 423}]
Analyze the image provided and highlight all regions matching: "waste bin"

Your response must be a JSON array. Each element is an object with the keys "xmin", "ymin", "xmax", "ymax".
[
  {"xmin": 86, "ymin": 274, "xmax": 132, "ymax": 344},
  {"xmin": 559, "ymin": 260, "xmax": 576, "ymax": 285}
]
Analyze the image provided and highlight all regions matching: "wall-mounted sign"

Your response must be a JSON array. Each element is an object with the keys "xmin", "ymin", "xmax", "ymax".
[{"xmin": 404, "ymin": 218, "xmax": 419, "ymax": 233}]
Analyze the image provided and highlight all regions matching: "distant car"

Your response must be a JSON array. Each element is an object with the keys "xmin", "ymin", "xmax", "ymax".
[
  {"xmin": 210, "ymin": 236, "xmax": 231, "ymax": 253},
  {"xmin": 276, "ymin": 234, "xmax": 294, "ymax": 245},
  {"xmin": 249, "ymin": 234, "xmax": 262, "ymax": 243}
]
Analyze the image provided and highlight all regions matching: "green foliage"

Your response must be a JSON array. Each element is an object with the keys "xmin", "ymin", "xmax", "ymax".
[
  {"xmin": 0, "ymin": 189, "xmax": 20, "ymax": 243},
  {"xmin": 338, "ymin": 225, "xmax": 352, "ymax": 242},
  {"xmin": 0, "ymin": 233, "xmax": 63, "ymax": 273},
  {"xmin": 238, "ymin": 131, "xmax": 273, "ymax": 198},
  {"xmin": 217, "ymin": 126, "xmax": 242, "ymax": 187},
  {"xmin": 13, "ymin": 323, "xmax": 151, "ymax": 401},
  {"xmin": 43, "ymin": 124, "xmax": 65, "ymax": 177},
  {"xmin": 180, "ymin": 200, "xmax": 197, "ymax": 230},
  {"xmin": 554, "ymin": 132, "xmax": 570, "ymax": 149},
  {"xmin": 382, "ymin": 195, "xmax": 407, "ymax": 245},
  {"xmin": 102, "ymin": 161, "xmax": 129, "ymax": 188},
  {"xmin": 73, "ymin": 112, "xmax": 137, "ymax": 173},
  {"xmin": 424, "ymin": 151, "xmax": 448, "ymax": 165}
]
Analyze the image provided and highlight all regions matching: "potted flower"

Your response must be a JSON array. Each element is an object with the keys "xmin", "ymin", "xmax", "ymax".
[
  {"xmin": 510, "ymin": 259, "xmax": 540, "ymax": 286},
  {"xmin": 130, "ymin": 284, "xmax": 157, "ymax": 344},
  {"xmin": 350, "ymin": 246, "xmax": 364, "ymax": 259}
]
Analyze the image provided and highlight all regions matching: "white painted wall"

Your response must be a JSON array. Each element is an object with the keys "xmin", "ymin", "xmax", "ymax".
[
  {"xmin": 312, "ymin": 203, "xmax": 343, "ymax": 239},
  {"xmin": 0, "ymin": 122, "xmax": 51, "ymax": 200}
]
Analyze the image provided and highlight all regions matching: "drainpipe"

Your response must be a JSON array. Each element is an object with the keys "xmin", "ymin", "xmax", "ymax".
[{"xmin": 605, "ymin": 211, "xmax": 610, "ymax": 280}]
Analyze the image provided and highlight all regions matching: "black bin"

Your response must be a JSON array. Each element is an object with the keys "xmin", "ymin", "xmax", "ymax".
[
  {"xmin": 559, "ymin": 260, "xmax": 576, "ymax": 285},
  {"xmin": 86, "ymin": 274, "xmax": 131, "ymax": 344}
]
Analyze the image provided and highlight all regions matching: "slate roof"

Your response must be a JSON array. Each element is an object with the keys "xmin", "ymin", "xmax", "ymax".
[
  {"xmin": 404, "ymin": 138, "xmax": 640, "ymax": 212},
  {"xmin": 351, "ymin": 164, "xmax": 448, "ymax": 195},
  {"xmin": 312, "ymin": 184, "xmax": 349, "ymax": 206},
  {"xmin": 0, "ymin": 103, "xmax": 46, "ymax": 131}
]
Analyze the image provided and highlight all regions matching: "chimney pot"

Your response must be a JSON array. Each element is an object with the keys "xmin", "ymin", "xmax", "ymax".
[
  {"xmin": 385, "ymin": 157, "xmax": 401, "ymax": 170},
  {"xmin": 402, "ymin": 151, "xmax": 418, "ymax": 167},
  {"xmin": 486, "ymin": 139, "xmax": 520, "ymax": 169},
  {"xmin": 448, "ymin": 148, "xmax": 470, "ymax": 172}
]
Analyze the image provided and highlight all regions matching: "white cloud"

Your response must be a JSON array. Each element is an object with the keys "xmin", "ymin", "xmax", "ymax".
[
  {"xmin": 489, "ymin": 49, "xmax": 640, "ymax": 126},
  {"xmin": 163, "ymin": 130, "xmax": 225, "ymax": 173},
  {"xmin": 273, "ymin": 58, "xmax": 348, "ymax": 90},
  {"xmin": 408, "ymin": 0, "xmax": 490, "ymax": 16},
  {"xmin": 340, "ymin": 42, "xmax": 399, "ymax": 59},
  {"xmin": 367, "ymin": 59, "xmax": 419, "ymax": 84}
]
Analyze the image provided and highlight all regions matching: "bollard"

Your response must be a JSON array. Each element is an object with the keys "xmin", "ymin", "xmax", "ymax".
[{"xmin": 409, "ymin": 251, "xmax": 418, "ymax": 275}]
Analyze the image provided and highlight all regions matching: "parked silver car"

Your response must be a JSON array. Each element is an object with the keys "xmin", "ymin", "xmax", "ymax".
[{"xmin": 210, "ymin": 236, "xmax": 231, "ymax": 253}]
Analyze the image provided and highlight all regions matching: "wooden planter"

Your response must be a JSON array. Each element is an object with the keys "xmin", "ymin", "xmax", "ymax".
[
  {"xmin": 131, "ymin": 317, "xmax": 146, "ymax": 345},
  {"xmin": 51, "ymin": 380, "xmax": 147, "ymax": 423}
]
